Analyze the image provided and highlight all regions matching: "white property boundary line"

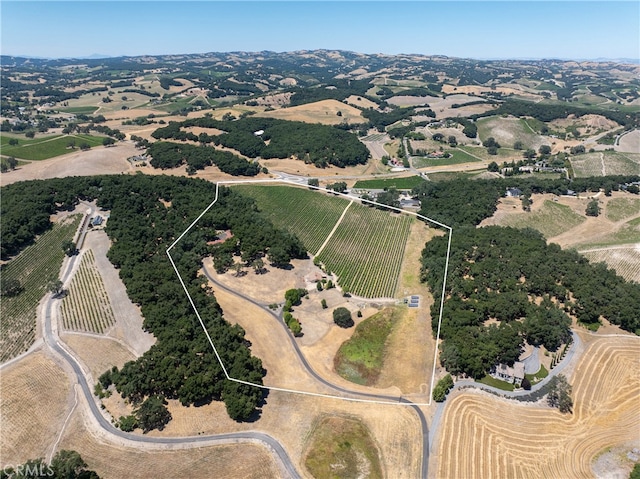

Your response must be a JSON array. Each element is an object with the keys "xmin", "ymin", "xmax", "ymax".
[{"xmin": 166, "ymin": 179, "xmax": 453, "ymax": 407}]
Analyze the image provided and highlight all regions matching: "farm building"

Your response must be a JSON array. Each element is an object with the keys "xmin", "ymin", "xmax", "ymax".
[
  {"xmin": 91, "ymin": 215, "xmax": 103, "ymax": 226},
  {"xmin": 506, "ymin": 187, "xmax": 522, "ymax": 198},
  {"xmin": 490, "ymin": 361, "xmax": 525, "ymax": 386}
]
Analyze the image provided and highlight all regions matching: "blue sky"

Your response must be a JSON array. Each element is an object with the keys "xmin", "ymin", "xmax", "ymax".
[{"xmin": 1, "ymin": 1, "xmax": 638, "ymax": 60}]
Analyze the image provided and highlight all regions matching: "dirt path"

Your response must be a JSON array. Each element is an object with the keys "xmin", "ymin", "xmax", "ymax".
[{"xmin": 315, "ymin": 201, "xmax": 353, "ymax": 257}]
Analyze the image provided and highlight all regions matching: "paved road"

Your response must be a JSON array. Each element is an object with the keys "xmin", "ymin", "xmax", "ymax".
[
  {"xmin": 40, "ymin": 247, "xmax": 301, "ymax": 478},
  {"xmin": 202, "ymin": 267, "xmax": 430, "ymax": 478}
]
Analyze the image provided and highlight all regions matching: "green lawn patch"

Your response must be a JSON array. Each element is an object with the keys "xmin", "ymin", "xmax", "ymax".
[
  {"xmin": 525, "ymin": 364, "xmax": 548, "ymax": 384},
  {"xmin": 334, "ymin": 308, "xmax": 399, "ymax": 385},
  {"xmin": 412, "ymin": 148, "xmax": 481, "ymax": 168},
  {"xmin": 0, "ymin": 134, "xmax": 104, "ymax": 160},
  {"xmin": 352, "ymin": 175, "xmax": 425, "ymax": 189},
  {"xmin": 478, "ymin": 374, "xmax": 515, "ymax": 391},
  {"xmin": 59, "ymin": 106, "xmax": 99, "ymax": 114}
]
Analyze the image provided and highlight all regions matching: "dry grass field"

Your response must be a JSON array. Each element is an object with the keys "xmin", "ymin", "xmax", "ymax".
[
  {"xmin": 254, "ymin": 99, "xmax": 365, "ymax": 125},
  {"xmin": 476, "ymin": 116, "xmax": 548, "ymax": 150},
  {"xmin": 61, "ymin": 334, "xmax": 135, "ymax": 380},
  {"xmin": 58, "ymin": 411, "xmax": 280, "ymax": 479},
  {"xmin": 435, "ymin": 334, "xmax": 640, "ymax": 479},
  {"xmin": 0, "ymin": 352, "xmax": 72, "ymax": 465}
]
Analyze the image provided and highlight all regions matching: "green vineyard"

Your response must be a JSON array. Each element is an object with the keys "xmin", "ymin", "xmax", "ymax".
[
  {"xmin": 0, "ymin": 215, "xmax": 82, "ymax": 362},
  {"xmin": 234, "ymin": 184, "xmax": 413, "ymax": 298},
  {"xmin": 317, "ymin": 206, "xmax": 413, "ymax": 298},
  {"xmin": 234, "ymin": 184, "xmax": 349, "ymax": 254},
  {"xmin": 60, "ymin": 249, "xmax": 116, "ymax": 334}
]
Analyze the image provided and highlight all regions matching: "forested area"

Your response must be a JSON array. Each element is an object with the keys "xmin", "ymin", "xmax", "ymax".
[
  {"xmin": 420, "ymin": 224, "xmax": 640, "ymax": 379},
  {"xmin": 412, "ymin": 175, "xmax": 640, "ymax": 228},
  {"xmin": 1, "ymin": 175, "xmax": 308, "ymax": 422},
  {"xmin": 147, "ymin": 141, "xmax": 261, "ymax": 176},
  {"xmin": 151, "ymin": 116, "xmax": 370, "ymax": 168}
]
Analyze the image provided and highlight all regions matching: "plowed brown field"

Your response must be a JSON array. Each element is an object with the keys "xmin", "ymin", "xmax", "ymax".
[{"xmin": 435, "ymin": 335, "xmax": 640, "ymax": 478}]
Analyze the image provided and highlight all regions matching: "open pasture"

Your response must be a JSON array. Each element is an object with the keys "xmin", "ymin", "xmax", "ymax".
[
  {"xmin": 254, "ymin": 99, "xmax": 365, "ymax": 125},
  {"xmin": 1, "ymin": 215, "xmax": 81, "ymax": 362},
  {"xmin": 490, "ymin": 200, "xmax": 586, "ymax": 239},
  {"xmin": 234, "ymin": 184, "xmax": 349, "ymax": 255},
  {"xmin": 476, "ymin": 116, "xmax": 547, "ymax": 150},
  {"xmin": 436, "ymin": 335, "xmax": 640, "ymax": 478},
  {"xmin": 60, "ymin": 249, "xmax": 116, "ymax": 334},
  {"xmin": 317, "ymin": 204, "xmax": 412, "ymax": 298},
  {"xmin": 605, "ymin": 197, "xmax": 640, "ymax": 222},
  {"xmin": 570, "ymin": 151, "xmax": 640, "ymax": 177}
]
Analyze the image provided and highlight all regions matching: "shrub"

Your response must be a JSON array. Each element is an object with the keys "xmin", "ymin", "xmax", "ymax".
[
  {"xmin": 321, "ymin": 299, "xmax": 327, "ymax": 309},
  {"xmin": 432, "ymin": 374, "xmax": 454, "ymax": 402},
  {"xmin": 333, "ymin": 307, "xmax": 354, "ymax": 328}
]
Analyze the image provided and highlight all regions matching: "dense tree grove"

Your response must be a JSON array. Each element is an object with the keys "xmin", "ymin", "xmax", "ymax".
[
  {"xmin": 1, "ymin": 175, "xmax": 311, "ymax": 423},
  {"xmin": 147, "ymin": 141, "xmax": 260, "ymax": 176},
  {"xmin": 151, "ymin": 116, "xmax": 370, "ymax": 168},
  {"xmin": 420, "ymin": 225, "xmax": 640, "ymax": 379}
]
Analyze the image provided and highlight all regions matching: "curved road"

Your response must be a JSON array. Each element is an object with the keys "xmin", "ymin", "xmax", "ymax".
[
  {"xmin": 202, "ymin": 267, "xmax": 430, "ymax": 478},
  {"xmin": 41, "ymin": 249, "xmax": 301, "ymax": 478}
]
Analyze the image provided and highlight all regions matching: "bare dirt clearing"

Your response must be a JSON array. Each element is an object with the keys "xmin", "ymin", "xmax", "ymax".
[
  {"xmin": 421, "ymin": 94, "xmax": 497, "ymax": 119},
  {"xmin": 0, "ymin": 352, "xmax": 72, "ymax": 465},
  {"xmin": 435, "ymin": 335, "xmax": 640, "ymax": 478},
  {"xmin": 1, "ymin": 143, "xmax": 138, "ymax": 186},
  {"xmin": 617, "ymin": 129, "xmax": 640, "ymax": 153}
]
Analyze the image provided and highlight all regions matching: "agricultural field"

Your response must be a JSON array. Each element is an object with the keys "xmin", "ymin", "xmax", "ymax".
[
  {"xmin": 352, "ymin": 175, "xmax": 425, "ymax": 190},
  {"xmin": 317, "ymin": 204, "xmax": 413, "ymax": 298},
  {"xmin": 570, "ymin": 151, "xmax": 640, "ymax": 177},
  {"xmin": 436, "ymin": 335, "xmax": 640, "ymax": 479},
  {"xmin": 0, "ymin": 215, "xmax": 81, "ymax": 362},
  {"xmin": 476, "ymin": 116, "xmax": 547, "ymax": 150},
  {"xmin": 0, "ymin": 133, "xmax": 105, "ymax": 161},
  {"xmin": 605, "ymin": 197, "xmax": 640, "ymax": 222},
  {"xmin": 60, "ymin": 249, "xmax": 116, "ymax": 334},
  {"xmin": 233, "ymin": 184, "xmax": 349, "ymax": 255},
  {"xmin": 580, "ymin": 246, "xmax": 640, "ymax": 283},
  {"xmin": 488, "ymin": 200, "xmax": 586, "ymax": 239}
]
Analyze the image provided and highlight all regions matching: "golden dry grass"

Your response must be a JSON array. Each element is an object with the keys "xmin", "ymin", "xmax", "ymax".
[
  {"xmin": 58, "ymin": 410, "xmax": 280, "ymax": 479},
  {"xmin": 436, "ymin": 335, "xmax": 640, "ymax": 478},
  {"xmin": 0, "ymin": 352, "xmax": 71, "ymax": 465},
  {"xmin": 254, "ymin": 99, "xmax": 365, "ymax": 125},
  {"xmin": 60, "ymin": 334, "xmax": 135, "ymax": 380}
]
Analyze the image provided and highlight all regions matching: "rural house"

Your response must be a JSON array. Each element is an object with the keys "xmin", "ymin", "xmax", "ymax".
[{"xmin": 490, "ymin": 361, "xmax": 525, "ymax": 386}]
